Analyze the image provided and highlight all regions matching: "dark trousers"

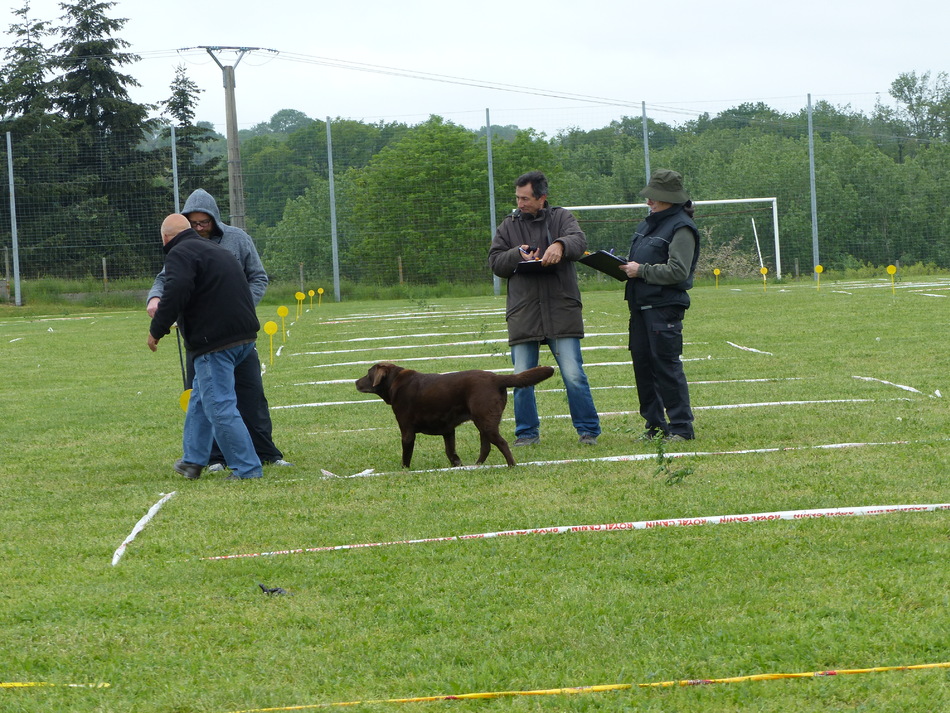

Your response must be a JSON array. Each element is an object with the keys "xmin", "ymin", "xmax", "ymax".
[
  {"xmin": 186, "ymin": 346, "xmax": 283, "ymax": 464},
  {"xmin": 628, "ymin": 305, "xmax": 694, "ymax": 438}
]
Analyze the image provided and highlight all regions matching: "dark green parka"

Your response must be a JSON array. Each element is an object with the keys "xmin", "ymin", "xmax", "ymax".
[{"xmin": 488, "ymin": 204, "xmax": 588, "ymax": 345}]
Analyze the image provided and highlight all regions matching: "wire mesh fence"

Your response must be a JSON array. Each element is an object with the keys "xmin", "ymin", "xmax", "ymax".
[{"xmin": 2, "ymin": 100, "xmax": 947, "ymax": 300}]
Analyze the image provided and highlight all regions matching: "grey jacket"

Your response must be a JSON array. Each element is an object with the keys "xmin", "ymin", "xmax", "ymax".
[
  {"xmin": 488, "ymin": 204, "xmax": 588, "ymax": 345},
  {"xmin": 147, "ymin": 189, "xmax": 269, "ymax": 305}
]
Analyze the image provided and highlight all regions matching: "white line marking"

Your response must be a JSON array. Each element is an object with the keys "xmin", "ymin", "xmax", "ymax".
[
  {"xmin": 112, "ymin": 492, "xmax": 177, "ymax": 566},
  {"xmin": 726, "ymin": 341, "xmax": 773, "ymax": 355},
  {"xmin": 852, "ymin": 376, "xmax": 923, "ymax": 394}
]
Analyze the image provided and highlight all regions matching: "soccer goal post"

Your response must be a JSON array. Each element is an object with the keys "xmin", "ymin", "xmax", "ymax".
[{"xmin": 565, "ymin": 198, "xmax": 782, "ymax": 280}]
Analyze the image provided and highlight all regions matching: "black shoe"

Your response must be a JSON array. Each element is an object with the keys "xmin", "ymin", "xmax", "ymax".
[{"xmin": 174, "ymin": 459, "xmax": 203, "ymax": 480}]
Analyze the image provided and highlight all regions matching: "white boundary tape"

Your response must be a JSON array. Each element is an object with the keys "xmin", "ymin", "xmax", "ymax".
[
  {"xmin": 314, "ymin": 440, "xmax": 912, "ymax": 481},
  {"xmin": 275, "ymin": 395, "xmax": 891, "ymax": 413},
  {"xmin": 852, "ymin": 375, "xmax": 923, "ymax": 394},
  {"xmin": 726, "ymin": 341, "xmax": 773, "ymax": 355},
  {"xmin": 200, "ymin": 503, "xmax": 950, "ymax": 561},
  {"xmin": 112, "ymin": 492, "xmax": 177, "ymax": 566}
]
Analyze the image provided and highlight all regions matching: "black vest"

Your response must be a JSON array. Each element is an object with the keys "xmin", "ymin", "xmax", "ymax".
[{"xmin": 625, "ymin": 205, "xmax": 700, "ymax": 308}]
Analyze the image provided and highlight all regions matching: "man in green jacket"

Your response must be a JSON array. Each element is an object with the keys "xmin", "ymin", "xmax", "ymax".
[{"xmin": 620, "ymin": 169, "xmax": 700, "ymax": 441}]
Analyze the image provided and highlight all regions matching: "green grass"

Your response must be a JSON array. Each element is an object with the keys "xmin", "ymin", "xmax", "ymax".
[{"xmin": 1, "ymin": 277, "xmax": 948, "ymax": 712}]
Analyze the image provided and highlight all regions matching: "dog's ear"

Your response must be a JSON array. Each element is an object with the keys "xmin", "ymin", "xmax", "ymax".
[{"xmin": 371, "ymin": 363, "xmax": 390, "ymax": 388}]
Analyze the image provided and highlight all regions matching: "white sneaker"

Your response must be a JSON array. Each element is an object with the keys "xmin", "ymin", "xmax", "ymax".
[
  {"xmin": 207, "ymin": 463, "xmax": 227, "ymax": 473},
  {"xmin": 270, "ymin": 459, "xmax": 294, "ymax": 467}
]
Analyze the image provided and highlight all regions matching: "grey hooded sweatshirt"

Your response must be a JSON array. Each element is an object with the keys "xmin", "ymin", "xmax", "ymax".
[{"xmin": 147, "ymin": 188, "xmax": 269, "ymax": 305}]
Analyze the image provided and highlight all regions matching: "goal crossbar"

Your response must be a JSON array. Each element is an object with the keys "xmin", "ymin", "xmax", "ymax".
[{"xmin": 565, "ymin": 198, "xmax": 782, "ymax": 280}]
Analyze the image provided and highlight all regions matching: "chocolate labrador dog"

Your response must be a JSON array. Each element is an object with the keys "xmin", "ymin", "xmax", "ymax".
[{"xmin": 356, "ymin": 362, "xmax": 555, "ymax": 468}]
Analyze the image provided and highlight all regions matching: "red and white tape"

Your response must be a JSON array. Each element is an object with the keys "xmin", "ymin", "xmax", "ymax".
[{"xmin": 201, "ymin": 503, "xmax": 949, "ymax": 561}]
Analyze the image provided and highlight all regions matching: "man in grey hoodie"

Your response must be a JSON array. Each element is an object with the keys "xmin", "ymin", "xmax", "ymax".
[{"xmin": 147, "ymin": 189, "xmax": 291, "ymax": 470}]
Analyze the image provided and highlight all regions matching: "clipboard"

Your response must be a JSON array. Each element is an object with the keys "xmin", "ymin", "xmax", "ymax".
[
  {"xmin": 579, "ymin": 250, "xmax": 629, "ymax": 281},
  {"xmin": 514, "ymin": 259, "xmax": 556, "ymax": 274}
]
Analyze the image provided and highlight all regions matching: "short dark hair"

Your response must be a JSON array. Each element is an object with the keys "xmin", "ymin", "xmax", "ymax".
[{"xmin": 515, "ymin": 170, "xmax": 548, "ymax": 199}]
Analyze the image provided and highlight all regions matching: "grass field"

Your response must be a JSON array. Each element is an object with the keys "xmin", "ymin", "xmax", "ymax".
[{"xmin": 1, "ymin": 276, "xmax": 948, "ymax": 713}]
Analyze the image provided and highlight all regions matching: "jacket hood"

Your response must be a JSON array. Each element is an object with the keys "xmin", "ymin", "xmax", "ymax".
[{"xmin": 181, "ymin": 189, "xmax": 225, "ymax": 232}]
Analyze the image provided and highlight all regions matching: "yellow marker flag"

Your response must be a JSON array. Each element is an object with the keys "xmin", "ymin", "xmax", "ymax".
[
  {"xmin": 263, "ymin": 321, "xmax": 279, "ymax": 365},
  {"xmin": 276, "ymin": 306, "xmax": 289, "ymax": 343}
]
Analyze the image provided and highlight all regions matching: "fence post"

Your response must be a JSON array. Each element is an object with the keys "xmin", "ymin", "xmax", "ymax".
[
  {"xmin": 486, "ymin": 108, "xmax": 500, "ymax": 296},
  {"xmin": 642, "ymin": 101, "xmax": 651, "ymax": 183},
  {"xmin": 6, "ymin": 131, "xmax": 23, "ymax": 306},
  {"xmin": 326, "ymin": 116, "xmax": 341, "ymax": 302},
  {"xmin": 102, "ymin": 257, "xmax": 109, "ymax": 291},
  {"xmin": 807, "ymin": 94, "xmax": 820, "ymax": 280},
  {"xmin": 170, "ymin": 125, "xmax": 180, "ymax": 212}
]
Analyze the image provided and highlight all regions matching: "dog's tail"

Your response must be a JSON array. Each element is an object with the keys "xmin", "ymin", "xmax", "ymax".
[{"xmin": 497, "ymin": 365, "xmax": 555, "ymax": 389}]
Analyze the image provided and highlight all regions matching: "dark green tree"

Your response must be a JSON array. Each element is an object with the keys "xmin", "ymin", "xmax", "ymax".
[
  {"xmin": 243, "ymin": 108, "xmax": 315, "ymax": 138},
  {"xmin": 888, "ymin": 71, "xmax": 949, "ymax": 142},
  {"xmin": 0, "ymin": 1, "xmax": 53, "ymax": 124},
  {"xmin": 51, "ymin": 0, "xmax": 151, "ymax": 140},
  {"xmin": 347, "ymin": 116, "xmax": 490, "ymax": 284},
  {"xmin": 159, "ymin": 64, "xmax": 226, "ymax": 201},
  {"xmin": 263, "ymin": 176, "xmax": 339, "ymax": 282},
  {"xmin": 38, "ymin": 0, "xmax": 166, "ymax": 277},
  {"xmin": 242, "ymin": 138, "xmax": 312, "ymax": 226}
]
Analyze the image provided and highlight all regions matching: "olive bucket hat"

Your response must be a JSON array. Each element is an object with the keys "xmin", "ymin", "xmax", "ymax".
[{"xmin": 639, "ymin": 169, "xmax": 690, "ymax": 204}]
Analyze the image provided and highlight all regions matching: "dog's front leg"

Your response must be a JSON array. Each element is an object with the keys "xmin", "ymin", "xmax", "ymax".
[
  {"xmin": 442, "ymin": 431, "xmax": 463, "ymax": 467},
  {"xmin": 401, "ymin": 430, "xmax": 416, "ymax": 468}
]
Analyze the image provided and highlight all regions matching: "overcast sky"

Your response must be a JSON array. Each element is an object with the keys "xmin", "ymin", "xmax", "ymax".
[{"xmin": 2, "ymin": 0, "xmax": 947, "ymax": 135}]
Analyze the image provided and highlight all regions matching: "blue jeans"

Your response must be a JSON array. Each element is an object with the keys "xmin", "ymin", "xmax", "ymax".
[
  {"xmin": 511, "ymin": 338, "xmax": 600, "ymax": 439},
  {"xmin": 183, "ymin": 342, "xmax": 263, "ymax": 479}
]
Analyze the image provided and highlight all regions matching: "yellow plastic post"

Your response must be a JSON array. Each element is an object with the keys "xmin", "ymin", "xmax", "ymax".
[
  {"xmin": 815, "ymin": 264, "xmax": 823, "ymax": 291},
  {"xmin": 317, "ymin": 287, "xmax": 324, "ymax": 306},
  {"xmin": 760, "ymin": 266, "xmax": 768, "ymax": 292},
  {"xmin": 713, "ymin": 268, "xmax": 720, "ymax": 289},
  {"xmin": 263, "ymin": 320, "xmax": 278, "ymax": 365},
  {"xmin": 276, "ymin": 306, "xmax": 289, "ymax": 342},
  {"xmin": 887, "ymin": 264, "xmax": 897, "ymax": 295},
  {"xmin": 294, "ymin": 291, "xmax": 305, "ymax": 319},
  {"xmin": 308, "ymin": 289, "xmax": 315, "ymax": 309}
]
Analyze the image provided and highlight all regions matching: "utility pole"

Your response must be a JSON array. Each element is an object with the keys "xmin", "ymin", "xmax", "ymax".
[{"xmin": 194, "ymin": 46, "xmax": 276, "ymax": 229}]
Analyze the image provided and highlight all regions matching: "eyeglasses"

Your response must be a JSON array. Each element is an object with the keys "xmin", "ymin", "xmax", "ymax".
[{"xmin": 190, "ymin": 219, "xmax": 212, "ymax": 228}]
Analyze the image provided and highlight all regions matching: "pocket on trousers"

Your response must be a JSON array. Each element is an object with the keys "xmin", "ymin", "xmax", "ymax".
[{"xmin": 656, "ymin": 305, "xmax": 685, "ymax": 323}]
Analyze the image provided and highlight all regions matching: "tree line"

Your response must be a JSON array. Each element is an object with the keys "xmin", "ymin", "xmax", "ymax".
[{"xmin": 1, "ymin": 0, "xmax": 948, "ymax": 285}]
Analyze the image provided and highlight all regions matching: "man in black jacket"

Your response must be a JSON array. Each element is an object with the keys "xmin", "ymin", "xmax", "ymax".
[
  {"xmin": 147, "ymin": 214, "xmax": 263, "ymax": 480},
  {"xmin": 147, "ymin": 188, "xmax": 290, "ymax": 471}
]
